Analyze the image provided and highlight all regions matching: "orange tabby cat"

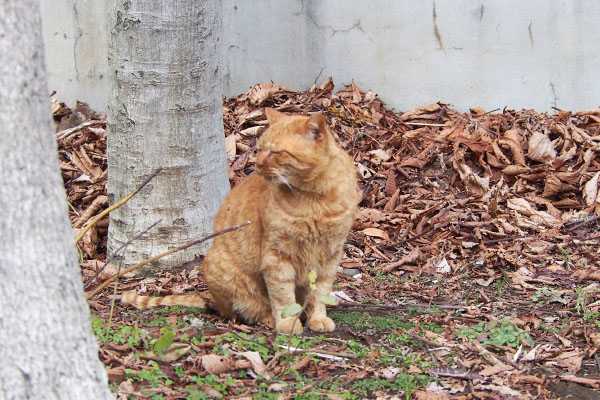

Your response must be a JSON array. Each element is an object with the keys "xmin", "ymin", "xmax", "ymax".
[{"xmin": 122, "ymin": 108, "xmax": 359, "ymax": 334}]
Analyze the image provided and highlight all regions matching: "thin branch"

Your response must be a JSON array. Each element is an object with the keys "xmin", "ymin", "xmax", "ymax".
[
  {"xmin": 406, "ymin": 122, "xmax": 446, "ymax": 127},
  {"xmin": 276, "ymin": 345, "xmax": 357, "ymax": 360},
  {"xmin": 84, "ymin": 219, "xmax": 162, "ymax": 289},
  {"xmin": 75, "ymin": 167, "xmax": 163, "ymax": 243},
  {"xmin": 483, "ymin": 235, "xmax": 533, "ymax": 245},
  {"xmin": 56, "ymin": 120, "xmax": 105, "ymax": 140},
  {"xmin": 335, "ymin": 301, "xmax": 465, "ymax": 311},
  {"xmin": 381, "ymin": 228, "xmax": 433, "ymax": 249},
  {"xmin": 565, "ymin": 215, "xmax": 600, "ymax": 230},
  {"xmin": 85, "ymin": 220, "xmax": 251, "ymax": 301}
]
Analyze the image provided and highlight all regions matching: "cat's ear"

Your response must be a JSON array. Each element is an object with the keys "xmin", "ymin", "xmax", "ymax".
[
  {"xmin": 265, "ymin": 108, "xmax": 285, "ymax": 124},
  {"xmin": 306, "ymin": 113, "xmax": 327, "ymax": 141}
]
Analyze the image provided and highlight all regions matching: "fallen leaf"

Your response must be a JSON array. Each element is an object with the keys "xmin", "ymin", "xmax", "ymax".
[
  {"xmin": 361, "ymin": 227, "xmax": 390, "ymax": 241},
  {"xmin": 554, "ymin": 350, "xmax": 584, "ymax": 373},
  {"xmin": 237, "ymin": 351, "xmax": 267, "ymax": 376},
  {"xmin": 248, "ymin": 83, "xmax": 281, "ymax": 105},
  {"xmin": 583, "ymin": 171, "xmax": 600, "ymax": 206},
  {"xmin": 225, "ymin": 134, "xmax": 236, "ymax": 157},
  {"xmin": 200, "ymin": 354, "xmax": 232, "ymax": 374},
  {"xmin": 527, "ymin": 131, "xmax": 556, "ymax": 162}
]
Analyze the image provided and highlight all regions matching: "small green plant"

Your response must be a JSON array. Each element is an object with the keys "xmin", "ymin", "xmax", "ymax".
[
  {"xmin": 421, "ymin": 322, "xmax": 444, "ymax": 334},
  {"xmin": 152, "ymin": 327, "xmax": 174, "ymax": 355},
  {"xmin": 91, "ymin": 315, "xmax": 145, "ymax": 347},
  {"xmin": 330, "ymin": 311, "xmax": 414, "ymax": 331},
  {"xmin": 216, "ymin": 332, "xmax": 273, "ymax": 361},
  {"xmin": 495, "ymin": 272, "xmax": 508, "ymax": 293},
  {"xmin": 583, "ymin": 312, "xmax": 600, "ymax": 329},
  {"xmin": 147, "ymin": 315, "xmax": 170, "ymax": 327},
  {"xmin": 561, "ymin": 248, "xmax": 573, "ymax": 266},
  {"xmin": 187, "ymin": 374, "xmax": 230, "ymax": 398},
  {"xmin": 351, "ymin": 374, "xmax": 430, "ymax": 399},
  {"xmin": 125, "ymin": 360, "xmax": 172, "ymax": 388},
  {"xmin": 576, "ymin": 287, "xmax": 600, "ymax": 315},
  {"xmin": 456, "ymin": 318, "xmax": 533, "ymax": 348},
  {"xmin": 530, "ymin": 288, "xmax": 568, "ymax": 304}
]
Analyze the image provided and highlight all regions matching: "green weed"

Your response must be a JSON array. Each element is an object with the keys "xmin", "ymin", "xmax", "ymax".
[
  {"xmin": 351, "ymin": 374, "xmax": 430, "ymax": 399},
  {"xmin": 530, "ymin": 288, "xmax": 568, "ymax": 304},
  {"xmin": 583, "ymin": 312, "xmax": 600, "ymax": 329},
  {"xmin": 125, "ymin": 360, "xmax": 172, "ymax": 388},
  {"xmin": 91, "ymin": 314, "xmax": 145, "ymax": 347},
  {"xmin": 330, "ymin": 311, "xmax": 414, "ymax": 331},
  {"xmin": 456, "ymin": 318, "xmax": 534, "ymax": 348},
  {"xmin": 495, "ymin": 272, "xmax": 508, "ymax": 293}
]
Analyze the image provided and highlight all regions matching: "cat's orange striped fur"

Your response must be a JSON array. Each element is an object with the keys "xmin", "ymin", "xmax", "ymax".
[{"xmin": 122, "ymin": 108, "xmax": 359, "ymax": 334}]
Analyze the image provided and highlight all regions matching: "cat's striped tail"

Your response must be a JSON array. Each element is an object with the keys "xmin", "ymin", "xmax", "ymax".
[{"xmin": 121, "ymin": 291, "xmax": 206, "ymax": 309}]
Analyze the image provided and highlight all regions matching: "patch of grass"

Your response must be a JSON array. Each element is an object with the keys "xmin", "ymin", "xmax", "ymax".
[
  {"xmin": 530, "ymin": 288, "xmax": 568, "ymax": 304},
  {"xmin": 495, "ymin": 272, "xmax": 508, "ymax": 293},
  {"xmin": 216, "ymin": 332, "xmax": 274, "ymax": 361},
  {"xmin": 584, "ymin": 312, "xmax": 600, "ymax": 329},
  {"xmin": 146, "ymin": 315, "xmax": 170, "ymax": 327},
  {"xmin": 186, "ymin": 374, "xmax": 233, "ymax": 398},
  {"xmin": 330, "ymin": 311, "xmax": 414, "ymax": 331},
  {"xmin": 125, "ymin": 360, "xmax": 172, "ymax": 388},
  {"xmin": 421, "ymin": 322, "xmax": 444, "ymax": 334},
  {"xmin": 274, "ymin": 333, "xmax": 325, "ymax": 350},
  {"xmin": 456, "ymin": 318, "xmax": 534, "ymax": 348},
  {"xmin": 351, "ymin": 374, "xmax": 431, "ymax": 399},
  {"xmin": 381, "ymin": 332, "xmax": 416, "ymax": 346},
  {"xmin": 91, "ymin": 314, "xmax": 145, "ymax": 346}
]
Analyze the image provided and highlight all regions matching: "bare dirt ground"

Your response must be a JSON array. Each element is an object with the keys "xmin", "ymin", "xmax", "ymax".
[{"xmin": 56, "ymin": 79, "xmax": 600, "ymax": 399}]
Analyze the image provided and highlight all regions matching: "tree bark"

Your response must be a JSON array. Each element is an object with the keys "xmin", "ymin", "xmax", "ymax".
[
  {"xmin": 0, "ymin": 1, "xmax": 112, "ymax": 399},
  {"xmin": 107, "ymin": 0, "xmax": 230, "ymax": 268}
]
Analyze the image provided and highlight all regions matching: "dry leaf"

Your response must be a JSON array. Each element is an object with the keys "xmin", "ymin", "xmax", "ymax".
[
  {"xmin": 453, "ymin": 161, "xmax": 490, "ymax": 195},
  {"xmin": 583, "ymin": 171, "xmax": 600, "ymax": 206},
  {"xmin": 542, "ymin": 174, "xmax": 575, "ymax": 197},
  {"xmin": 237, "ymin": 351, "xmax": 267, "ymax": 376},
  {"xmin": 527, "ymin": 131, "xmax": 556, "ymax": 162},
  {"xmin": 225, "ymin": 134, "xmax": 236, "ymax": 157},
  {"xmin": 368, "ymin": 149, "xmax": 391, "ymax": 163},
  {"xmin": 507, "ymin": 198, "xmax": 562, "ymax": 228},
  {"xmin": 247, "ymin": 83, "xmax": 281, "ymax": 105},
  {"xmin": 361, "ymin": 227, "xmax": 390, "ymax": 241},
  {"xmin": 435, "ymin": 258, "xmax": 452, "ymax": 274},
  {"xmin": 554, "ymin": 350, "xmax": 584, "ymax": 373},
  {"xmin": 200, "ymin": 354, "xmax": 232, "ymax": 374}
]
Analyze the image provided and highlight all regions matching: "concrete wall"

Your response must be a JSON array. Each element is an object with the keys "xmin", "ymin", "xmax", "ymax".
[
  {"xmin": 42, "ymin": 0, "xmax": 600, "ymax": 113},
  {"xmin": 41, "ymin": 0, "xmax": 110, "ymax": 110}
]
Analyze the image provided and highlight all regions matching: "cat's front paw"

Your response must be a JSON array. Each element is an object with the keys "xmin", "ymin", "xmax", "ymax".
[
  {"xmin": 308, "ymin": 316, "xmax": 335, "ymax": 332},
  {"xmin": 276, "ymin": 317, "xmax": 303, "ymax": 335},
  {"xmin": 260, "ymin": 315, "xmax": 275, "ymax": 329}
]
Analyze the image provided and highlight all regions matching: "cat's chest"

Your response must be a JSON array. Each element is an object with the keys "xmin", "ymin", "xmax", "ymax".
[{"xmin": 265, "ymin": 197, "xmax": 353, "ymax": 243}]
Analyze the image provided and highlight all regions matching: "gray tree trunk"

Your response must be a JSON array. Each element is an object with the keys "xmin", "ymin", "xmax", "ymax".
[
  {"xmin": 0, "ymin": 1, "xmax": 112, "ymax": 399},
  {"xmin": 107, "ymin": 0, "xmax": 230, "ymax": 268}
]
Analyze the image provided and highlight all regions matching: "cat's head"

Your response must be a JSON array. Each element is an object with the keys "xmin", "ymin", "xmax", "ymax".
[{"xmin": 255, "ymin": 108, "xmax": 331, "ymax": 188}]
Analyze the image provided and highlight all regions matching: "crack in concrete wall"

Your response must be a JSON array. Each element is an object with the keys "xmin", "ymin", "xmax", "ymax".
[{"xmin": 42, "ymin": 0, "xmax": 600, "ymax": 113}]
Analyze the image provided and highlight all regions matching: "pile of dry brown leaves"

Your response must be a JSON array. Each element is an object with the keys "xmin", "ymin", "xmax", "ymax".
[{"xmin": 55, "ymin": 80, "xmax": 600, "ymax": 399}]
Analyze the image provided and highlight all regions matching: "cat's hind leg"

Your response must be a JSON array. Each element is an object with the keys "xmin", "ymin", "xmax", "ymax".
[{"xmin": 204, "ymin": 257, "xmax": 273, "ymax": 327}]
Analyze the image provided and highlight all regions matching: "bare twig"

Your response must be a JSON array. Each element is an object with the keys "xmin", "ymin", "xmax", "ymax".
[
  {"xmin": 276, "ymin": 345, "xmax": 356, "ymax": 360},
  {"xmin": 406, "ymin": 122, "xmax": 446, "ymax": 127},
  {"xmin": 483, "ymin": 235, "xmax": 533, "ymax": 245},
  {"xmin": 565, "ymin": 215, "xmax": 600, "ymax": 230},
  {"xmin": 84, "ymin": 219, "xmax": 162, "ymax": 288},
  {"xmin": 75, "ymin": 167, "xmax": 163, "ymax": 243},
  {"xmin": 85, "ymin": 220, "xmax": 251, "ymax": 300},
  {"xmin": 335, "ymin": 301, "xmax": 465, "ymax": 311},
  {"xmin": 56, "ymin": 120, "xmax": 105, "ymax": 140},
  {"xmin": 381, "ymin": 228, "xmax": 433, "ymax": 249}
]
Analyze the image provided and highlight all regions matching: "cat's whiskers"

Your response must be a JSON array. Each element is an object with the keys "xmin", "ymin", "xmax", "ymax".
[{"xmin": 276, "ymin": 172, "xmax": 298, "ymax": 196}]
